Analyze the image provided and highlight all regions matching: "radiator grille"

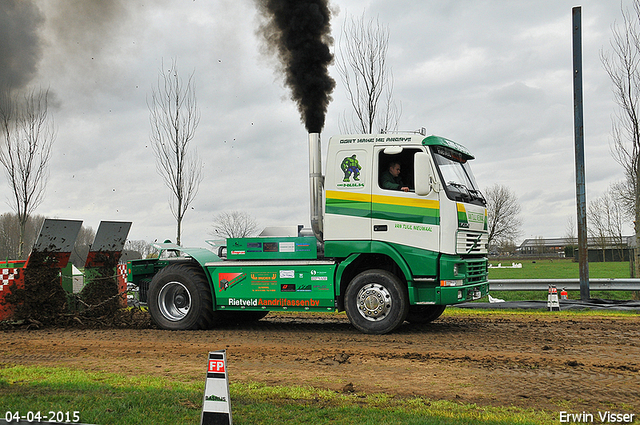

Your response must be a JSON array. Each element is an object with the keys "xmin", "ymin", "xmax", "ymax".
[
  {"xmin": 456, "ymin": 231, "xmax": 488, "ymax": 255},
  {"xmin": 465, "ymin": 258, "xmax": 488, "ymax": 284}
]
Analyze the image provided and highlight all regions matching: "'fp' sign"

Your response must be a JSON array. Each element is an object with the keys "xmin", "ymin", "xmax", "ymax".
[
  {"xmin": 201, "ymin": 350, "xmax": 232, "ymax": 425},
  {"xmin": 208, "ymin": 359, "xmax": 226, "ymax": 374}
]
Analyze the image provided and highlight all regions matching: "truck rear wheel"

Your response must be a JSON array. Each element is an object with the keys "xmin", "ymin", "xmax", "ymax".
[
  {"xmin": 344, "ymin": 270, "xmax": 408, "ymax": 334},
  {"xmin": 405, "ymin": 305, "xmax": 446, "ymax": 324},
  {"xmin": 148, "ymin": 263, "xmax": 215, "ymax": 330}
]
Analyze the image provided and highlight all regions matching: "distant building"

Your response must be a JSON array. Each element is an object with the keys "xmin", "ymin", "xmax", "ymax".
[
  {"xmin": 516, "ymin": 236, "xmax": 633, "ymax": 261},
  {"xmin": 517, "ymin": 238, "xmax": 569, "ymax": 256}
]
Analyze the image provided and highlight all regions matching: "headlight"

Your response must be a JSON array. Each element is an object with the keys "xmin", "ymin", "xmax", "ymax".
[{"xmin": 440, "ymin": 279, "xmax": 464, "ymax": 287}]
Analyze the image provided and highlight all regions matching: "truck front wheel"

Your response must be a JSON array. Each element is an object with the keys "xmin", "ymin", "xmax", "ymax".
[
  {"xmin": 344, "ymin": 270, "xmax": 408, "ymax": 334},
  {"xmin": 148, "ymin": 263, "xmax": 215, "ymax": 330}
]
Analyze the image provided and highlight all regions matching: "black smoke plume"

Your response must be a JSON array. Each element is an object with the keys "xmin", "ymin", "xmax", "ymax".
[
  {"xmin": 0, "ymin": 1, "xmax": 44, "ymax": 94},
  {"xmin": 0, "ymin": 0, "xmax": 127, "ymax": 100},
  {"xmin": 256, "ymin": 0, "xmax": 336, "ymax": 133}
]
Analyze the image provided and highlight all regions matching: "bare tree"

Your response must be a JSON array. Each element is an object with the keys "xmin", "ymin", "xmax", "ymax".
[
  {"xmin": 588, "ymin": 188, "xmax": 626, "ymax": 262},
  {"xmin": 70, "ymin": 225, "xmax": 96, "ymax": 267},
  {"xmin": 588, "ymin": 196, "xmax": 611, "ymax": 262},
  {"xmin": 484, "ymin": 184, "xmax": 522, "ymax": 249},
  {"xmin": 0, "ymin": 212, "xmax": 45, "ymax": 260},
  {"xmin": 148, "ymin": 60, "xmax": 202, "ymax": 246},
  {"xmin": 563, "ymin": 216, "xmax": 577, "ymax": 258},
  {"xmin": 534, "ymin": 236, "xmax": 546, "ymax": 255},
  {"xmin": 0, "ymin": 88, "xmax": 55, "ymax": 258},
  {"xmin": 124, "ymin": 239, "xmax": 157, "ymax": 259},
  {"xmin": 0, "ymin": 212, "xmax": 20, "ymax": 260},
  {"xmin": 564, "ymin": 216, "xmax": 577, "ymax": 244},
  {"xmin": 610, "ymin": 178, "xmax": 635, "ymax": 220},
  {"xmin": 601, "ymin": 1, "xmax": 640, "ymax": 272},
  {"xmin": 210, "ymin": 211, "xmax": 259, "ymax": 239},
  {"xmin": 336, "ymin": 12, "xmax": 400, "ymax": 134},
  {"xmin": 495, "ymin": 239, "xmax": 517, "ymax": 256}
]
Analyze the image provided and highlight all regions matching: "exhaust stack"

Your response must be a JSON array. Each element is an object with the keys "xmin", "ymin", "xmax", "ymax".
[{"xmin": 308, "ymin": 133, "xmax": 323, "ymax": 242}]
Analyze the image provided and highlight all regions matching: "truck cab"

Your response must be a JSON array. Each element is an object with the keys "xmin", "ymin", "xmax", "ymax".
[{"xmin": 323, "ymin": 133, "xmax": 488, "ymax": 314}]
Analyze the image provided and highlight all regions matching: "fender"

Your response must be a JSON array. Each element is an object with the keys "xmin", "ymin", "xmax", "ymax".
[
  {"xmin": 334, "ymin": 241, "xmax": 413, "ymax": 296},
  {"xmin": 369, "ymin": 241, "xmax": 413, "ymax": 282},
  {"xmin": 153, "ymin": 242, "xmax": 221, "ymax": 288},
  {"xmin": 177, "ymin": 247, "xmax": 221, "ymax": 294},
  {"xmin": 176, "ymin": 247, "xmax": 221, "ymax": 267}
]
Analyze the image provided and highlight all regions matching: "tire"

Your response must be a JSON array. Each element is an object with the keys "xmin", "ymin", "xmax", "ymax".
[
  {"xmin": 405, "ymin": 305, "xmax": 446, "ymax": 324},
  {"xmin": 138, "ymin": 278, "xmax": 151, "ymax": 304},
  {"xmin": 344, "ymin": 269, "xmax": 408, "ymax": 334},
  {"xmin": 148, "ymin": 263, "xmax": 215, "ymax": 330}
]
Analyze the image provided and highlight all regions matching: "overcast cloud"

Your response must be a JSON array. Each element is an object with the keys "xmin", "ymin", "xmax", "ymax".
[{"xmin": 0, "ymin": 0, "xmax": 631, "ymax": 247}]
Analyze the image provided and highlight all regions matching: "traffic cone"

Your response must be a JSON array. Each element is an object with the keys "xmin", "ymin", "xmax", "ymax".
[
  {"xmin": 547, "ymin": 285, "xmax": 560, "ymax": 311},
  {"xmin": 560, "ymin": 288, "xmax": 568, "ymax": 300}
]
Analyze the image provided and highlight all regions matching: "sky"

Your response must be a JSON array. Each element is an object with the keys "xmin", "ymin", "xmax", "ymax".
[{"xmin": 0, "ymin": 0, "xmax": 633, "ymax": 248}]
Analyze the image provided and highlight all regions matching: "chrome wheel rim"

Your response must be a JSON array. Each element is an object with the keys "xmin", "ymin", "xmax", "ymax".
[
  {"xmin": 158, "ymin": 281, "xmax": 191, "ymax": 321},
  {"xmin": 356, "ymin": 283, "xmax": 392, "ymax": 322}
]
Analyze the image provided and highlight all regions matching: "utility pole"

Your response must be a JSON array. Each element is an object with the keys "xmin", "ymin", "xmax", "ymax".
[{"xmin": 572, "ymin": 6, "xmax": 590, "ymax": 300}]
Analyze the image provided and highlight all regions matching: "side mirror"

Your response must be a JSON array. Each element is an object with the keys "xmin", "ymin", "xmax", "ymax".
[{"xmin": 414, "ymin": 152, "xmax": 439, "ymax": 196}]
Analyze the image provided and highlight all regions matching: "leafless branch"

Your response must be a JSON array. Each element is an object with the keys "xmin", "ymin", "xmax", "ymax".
[
  {"xmin": 148, "ymin": 59, "xmax": 203, "ymax": 245},
  {"xmin": 601, "ymin": 0, "xmax": 640, "ymax": 274},
  {"xmin": 484, "ymin": 184, "xmax": 522, "ymax": 247},
  {"xmin": 336, "ymin": 12, "xmax": 401, "ymax": 134},
  {"xmin": 0, "ymin": 88, "xmax": 55, "ymax": 258},
  {"xmin": 210, "ymin": 211, "xmax": 259, "ymax": 239},
  {"xmin": 588, "ymin": 188, "xmax": 626, "ymax": 262}
]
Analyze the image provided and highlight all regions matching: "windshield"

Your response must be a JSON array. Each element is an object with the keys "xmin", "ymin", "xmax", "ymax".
[{"xmin": 431, "ymin": 147, "xmax": 485, "ymax": 206}]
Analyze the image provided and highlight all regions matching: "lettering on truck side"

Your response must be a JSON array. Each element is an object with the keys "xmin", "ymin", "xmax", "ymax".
[
  {"xmin": 394, "ymin": 223, "xmax": 433, "ymax": 232},
  {"xmin": 338, "ymin": 136, "xmax": 413, "ymax": 144},
  {"xmin": 467, "ymin": 212, "xmax": 484, "ymax": 223},
  {"xmin": 228, "ymin": 298, "xmax": 321, "ymax": 307}
]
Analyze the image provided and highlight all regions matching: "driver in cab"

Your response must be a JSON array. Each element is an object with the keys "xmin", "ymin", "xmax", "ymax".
[{"xmin": 381, "ymin": 161, "xmax": 410, "ymax": 192}]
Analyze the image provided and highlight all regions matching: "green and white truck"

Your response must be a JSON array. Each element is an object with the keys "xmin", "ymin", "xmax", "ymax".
[{"xmin": 127, "ymin": 131, "xmax": 489, "ymax": 334}]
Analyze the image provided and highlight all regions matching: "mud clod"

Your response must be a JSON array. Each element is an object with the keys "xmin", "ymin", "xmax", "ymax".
[{"xmin": 3, "ymin": 252, "xmax": 68, "ymax": 325}]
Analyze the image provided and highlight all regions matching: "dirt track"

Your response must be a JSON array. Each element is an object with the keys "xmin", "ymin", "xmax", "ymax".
[{"xmin": 1, "ymin": 311, "xmax": 639, "ymax": 415}]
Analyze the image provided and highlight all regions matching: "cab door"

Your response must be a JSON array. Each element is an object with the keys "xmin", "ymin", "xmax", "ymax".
[{"xmin": 371, "ymin": 146, "xmax": 440, "ymax": 275}]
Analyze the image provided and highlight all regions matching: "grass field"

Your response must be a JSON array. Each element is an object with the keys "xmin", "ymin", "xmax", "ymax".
[
  {"xmin": 0, "ymin": 358, "xmax": 557, "ymax": 425},
  {"xmin": 3, "ymin": 308, "xmax": 636, "ymax": 425},
  {"xmin": 487, "ymin": 259, "xmax": 635, "ymax": 301},
  {"xmin": 487, "ymin": 258, "xmax": 629, "ymax": 280}
]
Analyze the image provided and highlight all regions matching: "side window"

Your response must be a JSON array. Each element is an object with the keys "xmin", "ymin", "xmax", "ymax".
[{"xmin": 378, "ymin": 149, "xmax": 419, "ymax": 191}]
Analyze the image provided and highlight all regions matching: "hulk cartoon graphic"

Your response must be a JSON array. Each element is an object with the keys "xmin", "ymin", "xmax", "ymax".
[{"xmin": 341, "ymin": 154, "xmax": 361, "ymax": 182}]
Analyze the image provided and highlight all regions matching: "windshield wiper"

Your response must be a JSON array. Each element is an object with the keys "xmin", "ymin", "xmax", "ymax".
[
  {"xmin": 447, "ymin": 182, "xmax": 473, "ymax": 202},
  {"xmin": 469, "ymin": 188, "xmax": 486, "ymax": 204}
]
